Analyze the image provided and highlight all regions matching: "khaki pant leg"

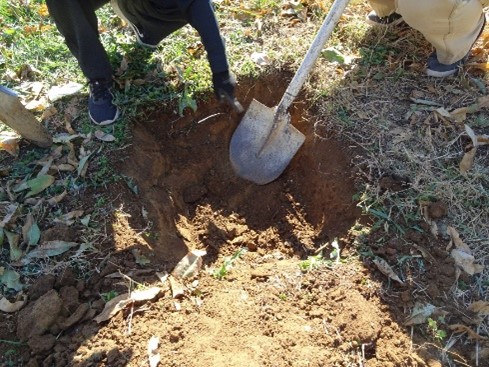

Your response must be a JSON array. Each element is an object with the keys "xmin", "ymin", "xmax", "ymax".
[
  {"xmin": 397, "ymin": 0, "xmax": 485, "ymax": 64},
  {"xmin": 368, "ymin": 0, "xmax": 397, "ymax": 17}
]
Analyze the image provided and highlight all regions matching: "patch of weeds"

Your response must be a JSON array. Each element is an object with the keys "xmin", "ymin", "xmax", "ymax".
[
  {"xmin": 9, "ymin": 149, "xmax": 45, "ymax": 178},
  {"xmin": 359, "ymin": 45, "xmax": 390, "ymax": 66},
  {"xmin": 100, "ymin": 290, "xmax": 119, "ymax": 302},
  {"xmin": 143, "ymin": 231, "xmax": 159, "ymax": 241},
  {"xmin": 335, "ymin": 105, "xmax": 352, "ymax": 126},
  {"xmin": 212, "ymin": 248, "xmax": 247, "ymax": 280},
  {"xmin": 2, "ymin": 348, "xmax": 19, "ymax": 367},
  {"xmin": 90, "ymin": 156, "xmax": 120, "ymax": 187},
  {"xmin": 426, "ymin": 317, "xmax": 447, "ymax": 342},
  {"xmin": 94, "ymin": 195, "xmax": 107, "ymax": 208},
  {"xmin": 278, "ymin": 293, "xmax": 287, "ymax": 301},
  {"xmin": 457, "ymin": 280, "xmax": 468, "ymax": 291},
  {"xmin": 299, "ymin": 254, "xmax": 326, "ymax": 272},
  {"xmin": 122, "ymin": 175, "xmax": 138, "ymax": 195}
]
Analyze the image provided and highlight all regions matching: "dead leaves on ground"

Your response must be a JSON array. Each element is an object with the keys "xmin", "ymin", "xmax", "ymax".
[
  {"xmin": 0, "ymin": 127, "xmax": 109, "ymax": 294},
  {"xmin": 431, "ymin": 96, "xmax": 489, "ymax": 173},
  {"xmin": 447, "ymin": 226, "xmax": 484, "ymax": 277},
  {"xmin": 94, "ymin": 287, "xmax": 161, "ymax": 323}
]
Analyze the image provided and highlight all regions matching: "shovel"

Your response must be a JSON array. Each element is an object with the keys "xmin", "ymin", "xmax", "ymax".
[{"xmin": 229, "ymin": 0, "xmax": 350, "ymax": 185}]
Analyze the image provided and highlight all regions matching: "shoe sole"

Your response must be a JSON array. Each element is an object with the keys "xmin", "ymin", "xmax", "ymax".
[
  {"xmin": 365, "ymin": 15, "xmax": 404, "ymax": 27},
  {"xmin": 110, "ymin": 0, "xmax": 158, "ymax": 49},
  {"xmin": 426, "ymin": 68, "xmax": 458, "ymax": 78},
  {"xmin": 89, "ymin": 108, "xmax": 121, "ymax": 126}
]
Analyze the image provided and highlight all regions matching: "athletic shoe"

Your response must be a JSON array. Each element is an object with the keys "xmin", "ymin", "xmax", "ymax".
[
  {"xmin": 110, "ymin": 0, "xmax": 158, "ymax": 48},
  {"xmin": 366, "ymin": 11, "xmax": 404, "ymax": 26},
  {"xmin": 426, "ymin": 16, "xmax": 486, "ymax": 77},
  {"xmin": 426, "ymin": 52, "xmax": 466, "ymax": 77},
  {"xmin": 88, "ymin": 80, "xmax": 120, "ymax": 125}
]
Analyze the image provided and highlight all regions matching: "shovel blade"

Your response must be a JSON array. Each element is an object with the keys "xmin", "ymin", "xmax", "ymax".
[{"xmin": 229, "ymin": 99, "xmax": 305, "ymax": 185}]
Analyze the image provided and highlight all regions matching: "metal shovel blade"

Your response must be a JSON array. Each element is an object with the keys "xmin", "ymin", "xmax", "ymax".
[{"xmin": 229, "ymin": 99, "xmax": 305, "ymax": 185}]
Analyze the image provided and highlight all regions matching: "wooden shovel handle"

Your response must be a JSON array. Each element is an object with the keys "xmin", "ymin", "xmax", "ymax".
[
  {"xmin": 0, "ymin": 86, "xmax": 52, "ymax": 148},
  {"xmin": 277, "ymin": 0, "xmax": 351, "ymax": 113}
]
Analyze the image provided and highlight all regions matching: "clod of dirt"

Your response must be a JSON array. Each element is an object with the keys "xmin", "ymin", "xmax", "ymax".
[
  {"xmin": 327, "ymin": 288, "xmax": 382, "ymax": 342},
  {"xmin": 17, "ymin": 289, "xmax": 62, "ymax": 340},
  {"xmin": 183, "ymin": 184, "xmax": 207, "ymax": 203},
  {"xmin": 59, "ymin": 286, "xmax": 80, "ymax": 314},
  {"xmin": 378, "ymin": 175, "xmax": 409, "ymax": 192},
  {"xmin": 41, "ymin": 223, "xmax": 79, "ymax": 243},
  {"xmin": 27, "ymin": 334, "xmax": 56, "ymax": 355},
  {"xmin": 427, "ymin": 201, "xmax": 448, "ymax": 219},
  {"xmin": 59, "ymin": 303, "xmax": 90, "ymax": 330},
  {"xmin": 28, "ymin": 274, "xmax": 55, "ymax": 301}
]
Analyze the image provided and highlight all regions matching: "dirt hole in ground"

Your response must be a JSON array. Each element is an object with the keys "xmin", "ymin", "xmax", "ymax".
[
  {"xmin": 7, "ymin": 73, "xmax": 464, "ymax": 367},
  {"xmin": 122, "ymin": 72, "xmax": 362, "ymax": 266}
]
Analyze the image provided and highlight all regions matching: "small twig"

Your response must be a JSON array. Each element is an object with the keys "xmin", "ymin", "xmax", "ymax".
[
  {"xmin": 314, "ymin": 242, "xmax": 330, "ymax": 255},
  {"xmin": 0, "ymin": 339, "xmax": 24, "ymax": 346},
  {"xmin": 196, "ymin": 112, "xmax": 224, "ymax": 124},
  {"xmin": 126, "ymin": 302, "xmax": 135, "ymax": 335},
  {"xmin": 476, "ymin": 324, "xmax": 480, "ymax": 367}
]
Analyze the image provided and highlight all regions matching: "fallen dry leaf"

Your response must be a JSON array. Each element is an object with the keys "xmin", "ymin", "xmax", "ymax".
[
  {"xmin": 449, "ymin": 324, "xmax": 487, "ymax": 340},
  {"xmin": 53, "ymin": 210, "xmax": 84, "ymax": 225},
  {"xmin": 169, "ymin": 275, "xmax": 186, "ymax": 298},
  {"xmin": 130, "ymin": 287, "xmax": 160, "ymax": 302},
  {"xmin": 459, "ymin": 146, "xmax": 477, "ymax": 173},
  {"xmin": 0, "ymin": 296, "xmax": 26, "ymax": 313},
  {"xmin": 447, "ymin": 226, "xmax": 472, "ymax": 252},
  {"xmin": 172, "ymin": 249, "xmax": 206, "ymax": 279},
  {"xmin": 451, "ymin": 249, "xmax": 484, "ymax": 276},
  {"xmin": 94, "ymin": 287, "xmax": 161, "ymax": 323},
  {"xmin": 404, "ymin": 302, "xmax": 436, "ymax": 326},
  {"xmin": 47, "ymin": 190, "xmax": 67, "ymax": 206},
  {"xmin": 47, "ymin": 82, "xmax": 83, "ymax": 102},
  {"xmin": 94, "ymin": 130, "xmax": 116, "ymax": 142},
  {"xmin": 373, "ymin": 257, "xmax": 404, "ymax": 284},
  {"xmin": 0, "ymin": 138, "xmax": 20, "ymax": 156},
  {"xmin": 468, "ymin": 301, "xmax": 489, "ymax": 316},
  {"xmin": 148, "ymin": 336, "xmax": 160, "ymax": 367},
  {"xmin": 94, "ymin": 294, "xmax": 133, "ymax": 323},
  {"xmin": 447, "ymin": 226, "xmax": 484, "ymax": 275}
]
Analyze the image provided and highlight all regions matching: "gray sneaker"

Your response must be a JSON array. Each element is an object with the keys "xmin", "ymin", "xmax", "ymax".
[
  {"xmin": 110, "ymin": 0, "xmax": 158, "ymax": 48},
  {"xmin": 366, "ymin": 11, "xmax": 404, "ymax": 26},
  {"xmin": 426, "ymin": 16, "xmax": 486, "ymax": 77}
]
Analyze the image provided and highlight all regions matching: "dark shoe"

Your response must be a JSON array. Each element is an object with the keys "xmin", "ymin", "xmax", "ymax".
[
  {"xmin": 366, "ymin": 11, "xmax": 404, "ymax": 26},
  {"xmin": 88, "ymin": 80, "xmax": 120, "ymax": 125},
  {"xmin": 426, "ymin": 52, "xmax": 465, "ymax": 77},
  {"xmin": 426, "ymin": 16, "xmax": 486, "ymax": 77},
  {"xmin": 110, "ymin": 0, "xmax": 158, "ymax": 48}
]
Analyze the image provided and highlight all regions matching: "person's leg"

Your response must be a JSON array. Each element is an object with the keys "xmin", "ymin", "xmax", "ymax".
[
  {"xmin": 46, "ymin": 0, "xmax": 120, "ymax": 124},
  {"xmin": 46, "ymin": 0, "xmax": 112, "ymax": 81},
  {"xmin": 366, "ymin": 0, "xmax": 404, "ymax": 25},
  {"xmin": 398, "ymin": 0, "xmax": 485, "ymax": 76},
  {"xmin": 368, "ymin": 0, "xmax": 397, "ymax": 17},
  {"xmin": 111, "ymin": 0, "xmax": 187, "ymax": 47}
]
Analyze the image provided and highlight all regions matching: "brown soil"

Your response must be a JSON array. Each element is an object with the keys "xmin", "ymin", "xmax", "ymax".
[{"xmin": 1, "ymin": 74, "xmax": 482, "ymax": 367}]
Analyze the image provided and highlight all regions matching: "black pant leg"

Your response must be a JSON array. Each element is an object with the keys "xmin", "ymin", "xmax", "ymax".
[{"xmin": 46, "ymin": 0, "xmax": 113, "ymax": 81}]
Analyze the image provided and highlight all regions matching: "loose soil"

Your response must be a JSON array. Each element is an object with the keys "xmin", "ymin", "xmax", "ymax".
[{"xmin": 1, "ymin": 74, "xmax": 483, "ymax": 367}]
